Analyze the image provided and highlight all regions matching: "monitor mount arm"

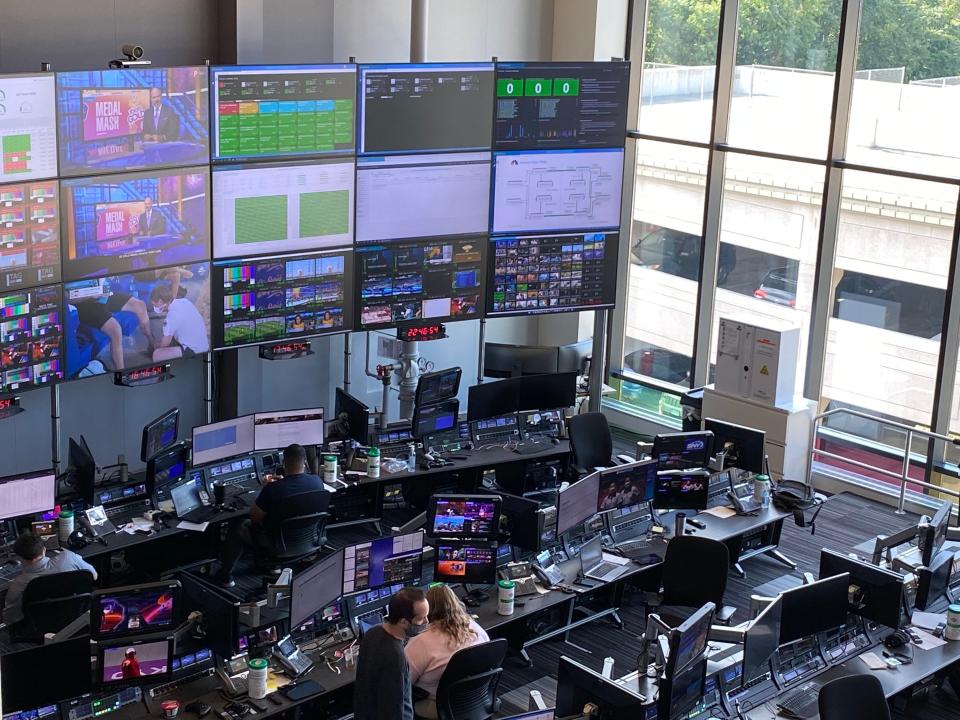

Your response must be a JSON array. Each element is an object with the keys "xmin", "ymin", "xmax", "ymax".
[{"xmin": 640, "ymin": 612, "xmax": 671, "ymax": 678}]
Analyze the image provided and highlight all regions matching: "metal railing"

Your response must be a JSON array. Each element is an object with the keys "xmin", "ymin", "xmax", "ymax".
[{"xmin": 807, "ymin": 407, "xmax": 960, "ymax": 514}]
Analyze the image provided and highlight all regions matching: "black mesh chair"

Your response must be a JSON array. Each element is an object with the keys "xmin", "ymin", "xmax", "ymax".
[
  {"xmin": 568, "ymin": 412, "xmax": 634, "ymax": 476},
  {"xmin": 818, "ymin": 674, "xmax": 891, "ymax": 720},
  {"xmin": 256, "ymin": 490, "xmax": 331, "ymax": 569},
  {"xmin": 648, "ymin": 535, "xmax": 736, "ymax": 625},
  {"xmin": 434, "ymin": 639, "xmax": 508, "ymax": 720},
  {"xmin": 10, "ymin": 570, "xmax": 95, "ymax": 643}
]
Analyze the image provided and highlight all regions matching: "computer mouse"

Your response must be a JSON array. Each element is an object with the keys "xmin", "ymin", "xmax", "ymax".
[{"xmin": 184, "ymin": 701, "xmax": 212, "ymax": 717}]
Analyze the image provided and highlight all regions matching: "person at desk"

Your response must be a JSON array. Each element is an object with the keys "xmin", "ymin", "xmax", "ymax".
[
  {"xmin": 215, "ymin": 443, "xmax": 330, "ymax": 587},
  {"xmin": 143, "ymin": 88, "xmax": 180, "ymax": 142},
  {"xmin": 2, "ymin": 533, "xmax": 97, "ymax": 625},
  {"xmin": 354, "ymin": 588, "xmax": 429, "ymax": 720},
  {"xmin": 405, "ymin": 584, "xmax": 490, "ymax": 719}
]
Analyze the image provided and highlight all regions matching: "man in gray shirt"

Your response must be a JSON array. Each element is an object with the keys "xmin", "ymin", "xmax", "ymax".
[
  {"xmin": 353, "ymin": 587, "xmax": 429, "ymax": 720},
  {"xmin": 3, "ymin": 533, "xmax": 97, "ymax": 625}
]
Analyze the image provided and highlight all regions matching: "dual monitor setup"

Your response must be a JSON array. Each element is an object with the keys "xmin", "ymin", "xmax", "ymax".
[{"xmin": 0, "ymin": 60, "xmax": 629, "ymax": 397}]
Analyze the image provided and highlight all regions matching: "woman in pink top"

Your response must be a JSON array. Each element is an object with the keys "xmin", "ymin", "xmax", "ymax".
[{"xmin": 404, "ymin": 584, "xmax": 490, "ymax": 719}]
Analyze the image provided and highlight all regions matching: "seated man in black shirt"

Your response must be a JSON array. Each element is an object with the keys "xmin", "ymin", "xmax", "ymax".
[
  {"xmin": 215, "ymin": 443, "xmax": 329, "ymax": 587},
  {"xmin": 354, "ymin": 588, "xmax": 429, "ymax": 720}
]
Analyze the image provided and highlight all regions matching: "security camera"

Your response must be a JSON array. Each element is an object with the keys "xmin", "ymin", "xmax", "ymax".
[{"xmin": 109, "ymin": 44, "xmax": 151, "ymax": 69}]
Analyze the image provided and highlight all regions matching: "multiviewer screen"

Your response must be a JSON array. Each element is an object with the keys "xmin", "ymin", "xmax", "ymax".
[
  {"xmin": 0, "ymin": 181, "xmax": 60, "ymax": 292},
  {"xmin": 210, "ymin": 64, "xmax": 355, "ymax": 161},
  {"xmin": 214, "ymin": 250, "xmax": 350, "ymax": 349},
  {"xmin": 342, "ymin": 532, "xmax": 423, "ymax": 595},
  {"xmin": 0, "ymin": 285, "xmax": 62, "ymax": 393},
  {"xmin": 0, "ymin": 73, "xmax": 58, "ymax": 183},
  {"xmin": 487, "ymin": 231, "xmax": 617, "ymax": 316},
  {"xmin": 494, "ymin": 62, "xmax": 630, "ymax": 150}
]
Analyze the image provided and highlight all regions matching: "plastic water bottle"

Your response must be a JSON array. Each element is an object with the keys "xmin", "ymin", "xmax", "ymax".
[{"xmin": 407, "ymin": 443, "xmax": 417, "ymax": 472}]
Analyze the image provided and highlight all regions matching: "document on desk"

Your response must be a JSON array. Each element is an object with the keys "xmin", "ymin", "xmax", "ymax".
[
  {"xmin": 121, "ymin": 518, "xmax": 154, "ymax": 534},
  {"xmin": 860, "ymin": 652, "xmax": 888, "ymax": 670},
  {"xmin": 703, "ymin": 506, "xmax": 737, "ymax": 519},
  {"xmin": 602, "ymin": 551, "xmax": 631, "ymax": 566},
  {"xmin": 911, "ymin": 627, "xmax": 946, "ymax": 651},
  {"xmin": 911, "ymin": 611, "xmax": 945, "ymax": 631},
  {"xmin": 177, "ymin": 520, "xmax": 209, "ymax": 532}
]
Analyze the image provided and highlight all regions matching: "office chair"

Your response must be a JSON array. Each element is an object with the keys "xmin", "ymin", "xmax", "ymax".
[
  {"xmin": 433, "ymin": 638, "xmax": 508, "ymax": 720},
  {"xmin": 818, "ymin": 674, "xmax": 891, "ymax": 720},
  {"xmin": 10, "ymin": 570, "xmax": 95, "ymax": 642},
  {"xmin": 646, "ymin": 536, "xmax": 736, "ymax": 626},
  {"xmin": 256, "ymin": 491, "xmax": 331, "ymax": 571},
  {"xmin": 568, "ymin": 412, "xmax": 634, "ymax": 475}
]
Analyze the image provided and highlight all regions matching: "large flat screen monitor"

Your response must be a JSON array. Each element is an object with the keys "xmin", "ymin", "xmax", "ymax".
[
  {"xmin": 0, "ymin": 73, "xmax": 58, "ymax": 183},
  {"xmin": 56, "ymin": 66, "xmax": 209, "ymax": 176},
  {"xmin": 742, "ymin": 595, "xmax": 782, "ymax": 683},
  {"xmin": 0, "ymin": 284, "xmax": 63, "ymax": 393},
  {"xmin": 335, "ymin": 387, "xmax": 370, "ymax": 446},
  {"xmin": 342, "ymin": 531, "xmax": 423, "ymax": 595},
  {"xmin": 290, "ymin": 549, "xmax": 345, "ymax": 628},
  {"xmin": 0, "ymin": 638, "xmax": 92, "ymax": 712},
  {"xmin": 0, "ymin": 470, "xmax": 56, "ymax": 521},
  {"xmin": 494, "ymin": 62, "xmax": 630, "ymax": 150},
  {"xmin": 254, "ymin": 407, "xmax": 324, "ymax": 450},
  {"xmin": 210, "ymin": 64, "xmax": 355, "ymax": 161},
  {"xmin": 667, "ymin": 603, "xmax": 713, "ymax": 676},
  {"xmin": 652, "ymin": 471, "xmax": 710, "ymax": 512},
  {"xmin": 92, "ymin": 580, "xmax": 180, "ymax": 638},
  {"xmin": 191, "ymin": 415, "xmax": 255, "ymax": 467},
  {"xmin": 555, "ymin": 656, "xmax": 645, "ymax": 720},
  {"xmin": 356, "ymin": 152, "xmax": 491, "ymax": 243},
  {"xmin": 556, "ymin": 471, "xmax": 600, "ymax": 536},
  {"xmin": 427, "ymin": 494, "xmax": 501, "ymax": 540},
  {"xmin": 358, "ymin": 63, "xmax": 494, "ymax": 154},
  {"xmin": 0, "ymin": 180, "xmax": 60, "ymax": 292},
  {"xmin": 178, "ymin": 572, "xmax": 238, "ymax": 658},
  {"xmin": 141, "ymin": 407, "xmax": 179, "ymax": 462},
  {"xmin": 412, "ymin": 398, "xmax": 459, "ymax": 441},
  {"xmin": 467, "ymin": 378, "xmax": 517, "ymax": 421},
  {"xmin": 653, "ymin": 432, "xmax": 713, "ymax": 471},
  {"xmin": 63, "ymin": 262, "xmax": 210, "ymax": 379},
  {"xmin": 213, "ymin": 249, "xmax": 352, "ymax": 349},
  {"xmin": 597, "ymin": 460, "xmax": 657, "ymax": 512},
  {"xmin": 491, "ymin": 148, "xmax": 624, "ymax": 234},
  {"xmin": 415, "ymin": 367, "xmax": 461, "ymax": 407},
  {"xmin": 517, "ymin": 371, "xmax": 578, "ymax": 411},
  {"xmin": 434, "ymin": 542, "xmax": 497, "ymax": 585},
  {"xmin": 212, "ymin": 160, "xmax": 354, "ymax": 259},
  {"xmin": 779, "ymin": 574, "xmax": 850, "ymax": 645},
  {"xmin": 704, "ymin": 418, "xmax": 765, "ymax": 475},
  {"xmin": 487, "ymin": 231, "xmax": 618, "ymax": 316},
  {"xmin": 357, "ymin": 237, "xmax": 484, "ymax": 329},
  {"xmin": 60, "ymin": 167, "xmax": 210, "ymax": 281},
  {"xmin": 819, "ymin": 549, "xmax": 906, "ymax": 629},
  {"xmin": 98, "ymin": 636, "xmax": 173, "ymax": 685}
]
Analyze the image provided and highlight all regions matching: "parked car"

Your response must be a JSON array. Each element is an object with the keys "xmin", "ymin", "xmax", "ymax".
[{"xmin": 753, "ymin": 266, "xmax": 798, "ymax": 307}]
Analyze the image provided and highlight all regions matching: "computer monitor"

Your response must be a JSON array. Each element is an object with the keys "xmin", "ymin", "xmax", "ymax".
[
  {"xmin": 356, "ymin": 237, "xmax": 484, "ymax": 328},
  {"xmin": 652, "ymin": 471, "xmax": 710, "ymax": 512},
  {"xmin": 253, "ymin": 408, "xmax": 324, "ymax": 451},
  {"xmin": 486, "ymin": 232, "xmax": 619, "ymax": 318},
  {"xmin": 0, "ymin": 74, "xmax": 57, "ymax": 183},
  {"xmin": 191, "ymin": 415, "xmax": 255, "ymax": 467},
  {"xmin": 518, "ymin": 372, "xmax": 578, "ymax": 412},
  {"xmin": 177, "ymin": 572, "xmax": 239, "ymax": 658},
  {"xmin": 0, "ymin": 638, "xmax": 92, "ymax": 712},
  {"xmin": 412, "ymin": 399, "xmax": 459, "ymax": 441},
  {"xmin": 342, "ymin": 531, "xmax": 424, "ymax": 595},
  {"xmin": 666, "ymin": 603, "xmax": 713, "ymax": 676},
  {"xmin": 140, "ymin": 408, "xmax": 179, "ymax": 462},
  {"xmin": 919, "ymin": 499, "xmax": 954, "ymax": 567},
  {"xmin": 653, "ymin": 432, "xmax": 714, "ymax": 471},
  {"xmin": 427, "ymin": 495, "xmax": 501, "ymax": 540},
  {"xmin": 556, "ymin": 471, "xmax": 601, "ymax": 536},
  {"xmin": 0, "ymin": 180, "xmax": 61, "ymax": 292},
  {"xmin": 92, "ymin": 580, "xmax": 180, "ymax": 639},
  {"xmin": 209, "ymin": 64, "xmax": 356, "ymax": 161},
  {"xmin": 659, "ymin": 656, "xmax": 706, "ymax": 720},
  {"xmin": 0, "ymin": 470, "xmax": 55, "ymax": 521},
  {"xmin": 290, "ymin": 550, "xmax": 345, "ymax": 628},
  {"xmin": 60, "ymin": 169, "xmax": 210, "ymax": 281},
  {"xmin": 97, "ymin": 636, "xmax": 173, "ymax": 686},
  {"xmin": 335, "ymin": 387, "xmax": 370, "ymax": 446},
  {"xmin": 493, "ymin": 62, "xmax": 630, "ymax": 151},
  {"xmin": 597, "ymin": 460, "xmax": 657, "ymax": 512},
  {"xmin": 483, "ymin": 343, "xmax": 558, "ymax": 378},
  {"xmin": 819, "ymin": 549, "xmax": 907, "ymax": 629},
  {"xmin": 467, "ymin": 379, "xmax": 518, "ymax": 421},
  {"xmin": 434, "ymin": 542, "xmax": 498, "ymax": 585},
  {"xmin": 56, "ymin": 66, "xmax": 209, "ymax": 176},
  {"xmin": 491, "ymin": 148, "xmax": 624, "ymax": 234},
  {"xmin": 416, "ymin": 368, "xmax": 462, "ymax": 407},
  {"xmin": 778, "ymin": 573, "xmax": 850, "ymax": 645},
  {"xmin": 0, "ymin": 284, "xmax": 64, "ymax": 393},
  {"xmin": 558, "ymin": 339, "xmax": 593, "ymax": 374},
  {"xmin": 703, "ymin": 419, "xmax": 766, "ymax": 475},
  {"xmin": 68, "ymin": 435, "xmax": 96, "ymax": 502},
  {"xmin": 147, "ymin": 444, "xmax": 189, "ymax": 488},
  {"xmin": 742, "ymin": 595, "xmax": 782, "ymax": 683},
  {"xmin": 555, "ymin": 656, "xmax": 645, "ymax": 720}
]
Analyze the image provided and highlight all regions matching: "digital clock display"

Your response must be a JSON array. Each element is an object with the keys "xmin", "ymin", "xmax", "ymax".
[{"xmin": 398, "ymin": 324, "xmax": 447, "ymax": 342}]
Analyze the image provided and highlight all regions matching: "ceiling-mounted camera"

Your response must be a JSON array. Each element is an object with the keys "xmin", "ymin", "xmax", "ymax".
[{"xmin": 109, "ymin": 44, "xmax": 151, "ymax": 69}]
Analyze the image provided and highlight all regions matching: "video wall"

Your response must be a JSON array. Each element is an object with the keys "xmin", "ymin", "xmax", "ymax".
[{"xmin": 0, "ymin": 60, "xmax": 629, "ymax": 397}]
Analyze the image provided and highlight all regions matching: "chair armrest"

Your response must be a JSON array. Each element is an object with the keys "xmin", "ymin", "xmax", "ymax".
[{"xmin": 716, "ymin": 605, "xmax": 737, "ymax": 625}]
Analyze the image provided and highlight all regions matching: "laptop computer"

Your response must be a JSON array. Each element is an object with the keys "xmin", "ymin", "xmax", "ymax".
[
  {"xmin": 171, "ymin": 481, "xmax": 213, "ymax": 523},
  {"xmin": 578, "ymin": 536, "xmax": 624, "ymax": 583}
]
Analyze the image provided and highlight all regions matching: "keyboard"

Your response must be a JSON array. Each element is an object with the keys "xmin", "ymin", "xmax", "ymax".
[
  {"xmin": 777, "ymin": 682, "xmax": 820, "ymax": 719},
  {"xmin": 105, "ymin": 499, "xmax": 152, "ymax": 523},
  {"xmin": 588, "ymin": 561, "xmax": 619, "ymax": 577},
  {"xmin": 616, "ymin": 538, "xmax": 659, "ymax": 555},
  {"xmin": 148, "ymin": 668, "xmax": 215, "ymax": 698},
  {"xmin": 0, "ymin": 561, "xmax": 22, "ymax": 581},
  {"xmin": 476, "ymin": 432, "xmax": 518, "ymax": 445}
]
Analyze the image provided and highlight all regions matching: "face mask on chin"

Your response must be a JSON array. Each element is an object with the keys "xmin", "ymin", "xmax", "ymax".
[{"xmin": 405, "ymin": 621, "xmax": 428, "ymax": 639}]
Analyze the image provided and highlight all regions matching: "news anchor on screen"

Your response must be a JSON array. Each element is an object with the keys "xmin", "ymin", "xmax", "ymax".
[
  {"xmin": 143, "ymin": 88, "xmax": 180, "ymax": 142},
  {"xmin": 138, "ymin": 197, "xmax": 166, "ymax": 236}
]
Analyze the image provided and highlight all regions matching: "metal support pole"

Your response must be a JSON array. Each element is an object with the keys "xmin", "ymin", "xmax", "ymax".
[
  {"xmin": 897, "ymin": 430, "xmax": 912, "ymax": 514},
  {"xmin": 51, "ymin": 385, "xmax": 62, "ymax": 476},
  {"xmin": 343, "ymin": 333, "xmax": 352, "ymax": 393},
  {"xmin": 477, "ymin": 318, "xmax": 486, "ymax": 384},
  {"xmin": 410, "ymin": 0, "xmax": 429, "ymax": 63},
  {"xmin": 588, "ymin": 310, "xmax": 608, "ymax": 412},
  {"xmin": 398, "ymin": 341, "xmax": 420, "ymax": 420},
  {"xmin": 204, "ymin": 352, "xmax": 213, "ymax": 423}
]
